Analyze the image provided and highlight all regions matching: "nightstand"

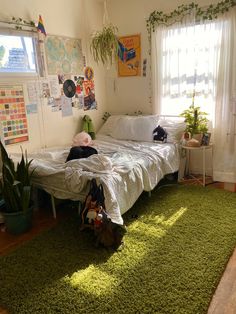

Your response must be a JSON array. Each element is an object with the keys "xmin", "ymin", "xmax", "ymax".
[{"xmin": 181, "ymin": 144, "xmax": 213, "ymax": 186}]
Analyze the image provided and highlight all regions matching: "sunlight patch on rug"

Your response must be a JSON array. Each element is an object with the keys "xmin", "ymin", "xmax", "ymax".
[
  {"xmin": 64, "ymin": 265, "xmax": 118, "ymax": 296},
  {"xmin": 106, "ymin": 206, "xmax": 188, "ymax": 273},
  {"xmin": 162, "ymin": 207, "xmax": 188, "ymax": 227},
  {"xmin": 1, "ymin": 186, "xmax": 236, "ymax": 314},
  {"xmin": 128, "ymin": 220, "xmax": 166, "ymax": 238}
]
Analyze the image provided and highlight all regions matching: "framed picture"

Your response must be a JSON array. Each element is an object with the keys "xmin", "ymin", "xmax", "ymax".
[
  {"xmin": 118, "ymin": 34, "xmax": 141, "ymax": 77},
  {"xmin": 201, "ymin": 133, "xmax": 211, "ymax": 146}
]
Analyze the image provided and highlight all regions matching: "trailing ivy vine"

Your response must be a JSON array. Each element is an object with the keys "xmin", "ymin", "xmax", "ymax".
[
  {"xmin": 145, "ymin": 0, "xmax": 236, "ymax": 110},
  {"xmin": 0, "ymin": 17, "xmax": 37, "ymax": 32},
  {"xmin": 146, "ymin": 0, "xmax": 236, "ymax": 40}
]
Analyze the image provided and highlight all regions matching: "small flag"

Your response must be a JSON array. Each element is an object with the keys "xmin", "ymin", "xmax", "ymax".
[{"xmin": 37, "ymin": 15, "xmax": 46, "ymax": 36}]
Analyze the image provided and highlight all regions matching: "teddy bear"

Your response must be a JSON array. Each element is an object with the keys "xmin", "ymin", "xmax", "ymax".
[{"xmin": 153, "ymin": 125, "xmax": 168, "ymax": 143}]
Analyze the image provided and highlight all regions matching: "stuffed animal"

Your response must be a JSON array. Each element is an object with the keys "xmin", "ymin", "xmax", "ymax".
[
  {"xmin": 72, "ymin": 131, "xmax": 92, "ymax": 147},
  {"xmin": 153, "ymin": 125, "xmax": 167, "ymax": 143}
]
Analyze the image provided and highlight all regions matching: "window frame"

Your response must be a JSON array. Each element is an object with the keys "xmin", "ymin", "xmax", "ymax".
[{"xmin": 0, "ymin": 28, "xmax": 40, "ymax": 77}]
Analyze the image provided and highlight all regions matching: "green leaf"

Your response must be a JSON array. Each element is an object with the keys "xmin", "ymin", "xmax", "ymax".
[
  {"xmin": 90, "ymin": 24, "xmax": 119, "ymax": 66},
  {"xmin": 1, "ymin": 143, "xmax": 34, "ymax": 213}
]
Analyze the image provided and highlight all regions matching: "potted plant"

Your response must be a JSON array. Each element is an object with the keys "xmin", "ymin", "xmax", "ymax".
[
  {"xmin": 90, "ymin": 24, "xmax": 120, "ymax": 66},
  {"xmin": 0, "ymin": 141, "xmax": 34, "ymax": 234},
  {"xmin": 180, "ymin": 103, "xmax": 208, "ymax": 139}
]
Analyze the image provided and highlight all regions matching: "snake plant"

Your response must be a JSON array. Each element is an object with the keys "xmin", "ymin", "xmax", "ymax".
[
  {"xmin": 0, "ymin": 141, "xmax": 34, "ymax": 213},
  {"xmin": 90, "ymin": 24, "xmax": 119, "ymax": 65}
]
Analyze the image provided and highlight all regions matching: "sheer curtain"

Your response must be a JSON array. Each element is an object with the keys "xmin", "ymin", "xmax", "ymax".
[
  {"xmin": 152, "ymin": 14, "xmax": 221, "ymax": 118},
  {"xmin": 152, "ymin": 8, "xmax": 236, "ymax": 183},
  {"xmin": 214, "ymin": 8, "xmax": 236, "ymax": 182}
]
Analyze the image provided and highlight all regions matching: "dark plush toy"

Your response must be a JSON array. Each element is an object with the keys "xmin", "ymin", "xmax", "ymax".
[
  {"xmin": 66, "ymin": 146, "xmax": 98, "ymax": 162},
  {"xmin": 153, "ymin": 125, "xmax": 168, "ymax": 143}
]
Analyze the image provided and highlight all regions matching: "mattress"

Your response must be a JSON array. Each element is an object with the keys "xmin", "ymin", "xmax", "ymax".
[{"xmin": 13, "ymin": 135, "xmax": 180, "ymax": 225}]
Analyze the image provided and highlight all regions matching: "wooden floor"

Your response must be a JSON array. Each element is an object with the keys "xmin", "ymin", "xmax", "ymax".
[{"xmin": 0, "ymin": 183, "xmax": 236, "ymax": 314}]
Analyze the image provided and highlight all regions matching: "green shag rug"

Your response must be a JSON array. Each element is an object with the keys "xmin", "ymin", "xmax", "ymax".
[{"xmin": 1, "ymin": 185, "xmax": 236, "ymax": 314}]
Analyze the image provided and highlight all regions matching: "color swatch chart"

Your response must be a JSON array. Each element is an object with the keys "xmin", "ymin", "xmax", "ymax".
[{"xmin": 0, "ymin": 85, "xmax": 29, "ymax": 145}]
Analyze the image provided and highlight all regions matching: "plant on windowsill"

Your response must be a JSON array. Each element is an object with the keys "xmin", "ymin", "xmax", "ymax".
[{"xmin": 0, "ymin": 141, "xmax": 34, "ymax": 234}]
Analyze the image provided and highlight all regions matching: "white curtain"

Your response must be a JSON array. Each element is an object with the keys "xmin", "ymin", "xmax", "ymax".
[
  {"xmin": 152, "ymin": 7, "xmax": 236, "ymax": 183},
  {"xmin": 213, "ymin": 8, "xmax": 236, "ymax": 182}
]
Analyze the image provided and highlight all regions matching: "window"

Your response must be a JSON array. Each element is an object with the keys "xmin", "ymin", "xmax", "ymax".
[
  {"xmin": 156, "ymin": 21, "xmax": 222, "ymax": 120},
  {"xmin": 0, "ymin": 33, "xmax": 38, "ymax": 74}
]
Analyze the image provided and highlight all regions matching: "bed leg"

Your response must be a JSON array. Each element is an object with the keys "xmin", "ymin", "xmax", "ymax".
[
  {"xmin": 148, "ymin": 191, "xmax": 151, "ymax": 197},
  {"xmin": 78, "ymin": 201, "xmax": 82, "ymax": 215},
  {"xmin": 51, "ymin": 195, "xmax": 57, "ymax": 219}
]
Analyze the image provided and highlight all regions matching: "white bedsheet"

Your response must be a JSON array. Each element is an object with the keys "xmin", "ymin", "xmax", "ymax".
[{"xmin": 13, "ymin": 135, "xmax": 180, "ymax": 225}]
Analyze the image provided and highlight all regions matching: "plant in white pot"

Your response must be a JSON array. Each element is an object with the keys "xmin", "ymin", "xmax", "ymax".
[
  {"xmin": 0, "ymin": 141, "xmax": 34, "ymax": 234},
  {"xmin": 180, "ymin": 103, "xmax": 209, "ymax": 143}
]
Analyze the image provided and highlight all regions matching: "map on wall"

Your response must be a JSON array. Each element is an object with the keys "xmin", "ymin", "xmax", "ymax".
[{"xmin": 45, "ymin": 35, "xmax": 83, "ymax": 75}]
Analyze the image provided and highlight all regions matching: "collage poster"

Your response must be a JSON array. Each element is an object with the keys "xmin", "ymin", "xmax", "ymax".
[
  {"xmin": 83, "ymin": 80, "xmax": 97, "ymax": 111},
  {"xmin": 0, "ymin": 85, "xmax": 29, "ymax": 145},
  {"xmin": 118, "ymin": 34, "xmax": 141, "ymax": 77}
]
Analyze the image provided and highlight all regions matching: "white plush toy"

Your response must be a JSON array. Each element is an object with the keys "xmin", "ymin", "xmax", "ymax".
[
  {"xmin": 86, "ymin": 209, "xmax": 97, "ymax": 223},
  {"xmin": 72, "ymin": 131, "xmax": 92, "ymax": 147}
]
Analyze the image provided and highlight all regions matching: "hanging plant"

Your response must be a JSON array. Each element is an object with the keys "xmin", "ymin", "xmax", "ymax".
[{"xmin": 90, "ymin": 24, "xmax": 119, "ymax": 66}]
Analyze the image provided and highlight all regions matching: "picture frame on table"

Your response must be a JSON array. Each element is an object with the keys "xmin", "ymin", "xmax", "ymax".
[{"xmin": 201, "ymin": 132, "xmax": 211, "ymax": 146}]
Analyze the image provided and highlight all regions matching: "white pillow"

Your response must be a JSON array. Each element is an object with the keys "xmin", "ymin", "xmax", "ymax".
[
  {"xmin": 98, "ymin": 115, "xmax": 123, "ymax": 135},
  {"xmin": 111, "ymin": 115, "xmax": 158, "ymax": 142},
  {"xmin": 157, "ymin": 118, "xmax": 186, "ymax": 143}
]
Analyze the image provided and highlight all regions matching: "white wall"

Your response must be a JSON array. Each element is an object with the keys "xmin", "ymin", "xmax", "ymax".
[
  {"xmin": 0, "ymin": 0, "xmax": 107, "ymax": 153},
  {"xmin": 107, "ymin": 0, "xmax": 219, "ymax": 115},
  {"xmin": 106, "ymin": 0, "xmax": 220, "ymax": 176}
]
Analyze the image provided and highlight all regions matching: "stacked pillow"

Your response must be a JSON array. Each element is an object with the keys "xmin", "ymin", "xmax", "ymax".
[
  {"xmin": 157, "ymin": 118, "xmax": 186, "ymax": 143},
  {"xmin": 98, "ymin": 114, "xmax": 185, "ymax": 143},
  {"xmin": 111, "ymin": 115, "xmax": 158, "ymax": 142},
  {"xmin": 98, "ymin": 115, "xmax": 123, "ymax": 136}
]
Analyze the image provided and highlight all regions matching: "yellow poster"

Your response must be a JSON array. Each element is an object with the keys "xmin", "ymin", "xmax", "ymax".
[{"xmin": 118, "ymin": 34, "xmax": 141, "ymax": 77}]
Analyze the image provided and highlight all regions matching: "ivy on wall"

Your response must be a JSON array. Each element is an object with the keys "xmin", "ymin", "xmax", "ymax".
[
  {"xmin": 146, "ymin": 0, "xmax": 236, "ymax": 39},
  {"xmin": 145, "ymin": 0, "xmax": 236, "ymax": 110}
]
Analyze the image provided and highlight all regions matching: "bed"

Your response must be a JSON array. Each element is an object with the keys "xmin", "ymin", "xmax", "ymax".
[{"xmin": 13, "ymin": 115, "xmax": 185, "ymax": 225}]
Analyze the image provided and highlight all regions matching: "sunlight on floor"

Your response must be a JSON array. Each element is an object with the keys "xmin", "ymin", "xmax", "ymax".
[
  {"xmin": 162, "ymin": 207, "xmax": 188, "ymax": 227},
  {"xmin": 64, "ymin": 206, "xmax": 188, "ymax": 295},
  {"xmin": 64, "ymin": 265, "xmax": 118, "ymax": 296},
  {"xmin": 128, "ymin": 220, "xmax": 166, "ymax": 238}
]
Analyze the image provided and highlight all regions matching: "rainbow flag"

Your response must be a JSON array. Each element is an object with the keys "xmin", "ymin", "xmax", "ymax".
[{"xmin": 37, "ymin": 15, "xmax": 46, "ymax": 36}]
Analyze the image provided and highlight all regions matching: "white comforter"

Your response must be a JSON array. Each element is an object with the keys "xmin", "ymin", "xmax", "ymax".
[{"xmin": 15, "ymin": 135, "xmax": 180, "ymax": 225}]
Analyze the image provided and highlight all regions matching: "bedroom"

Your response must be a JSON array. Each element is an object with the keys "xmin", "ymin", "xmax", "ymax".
[{"xmin": 0, "ymin": 0, "xmax": 236, "ymax": 313}]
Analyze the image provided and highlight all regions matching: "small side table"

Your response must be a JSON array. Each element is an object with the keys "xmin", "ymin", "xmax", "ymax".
[{"xmin": 181, "ymin": 144, "xmax": 213, "ymax": 186}]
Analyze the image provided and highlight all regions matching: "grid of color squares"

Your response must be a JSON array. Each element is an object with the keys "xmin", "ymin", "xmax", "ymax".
[{"xmin": 0, "ymin": 85, "xmax": 29, "ymax": 145}]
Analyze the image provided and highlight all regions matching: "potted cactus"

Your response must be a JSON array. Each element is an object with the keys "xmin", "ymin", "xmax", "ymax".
[{"xmin": 0, "ymin": 141, "xmax": 34, "ymax": 234}]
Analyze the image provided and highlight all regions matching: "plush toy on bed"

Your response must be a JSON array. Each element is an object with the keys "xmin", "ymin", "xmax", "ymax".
[
  {"xmin": 72, "ymin": 131, "xmax": 93, "ymax": 147},
  {"xmin": 66, "ymin": 131, "xmax": 98, "ymax": 162},
  {"xmin": 153, "ymin": 125, "xmax": 168, "ymax": 143}
]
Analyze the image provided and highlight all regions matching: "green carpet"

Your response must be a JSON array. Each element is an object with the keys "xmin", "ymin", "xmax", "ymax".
[{"xmin": 1, "ymin": 185, "xmax": 236, "ymax": 314}]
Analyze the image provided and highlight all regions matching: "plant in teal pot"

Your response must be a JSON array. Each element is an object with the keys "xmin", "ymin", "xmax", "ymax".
[{"xmin": 0, "ymin": 141, "xmax": 34, "ymax": 235}]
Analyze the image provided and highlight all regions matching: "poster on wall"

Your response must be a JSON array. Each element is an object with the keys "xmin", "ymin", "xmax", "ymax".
[
  {"xmin": 45, "ymin": 35, "xmax": 84, "ymax": 75},
  {"xmin": 83, "ymin": 80, "xmax": 97, "ymax": 111},
  {"xmin": 71, "ymin": 75, "xmax": 85, "ymax": 109},
  {"xmin": 0, "ymin": 85, "xmax": 29, "ymax": 145},
  {"xmin": 118, "ymin": 34, "xmax": 141, "ymax": 77}
]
